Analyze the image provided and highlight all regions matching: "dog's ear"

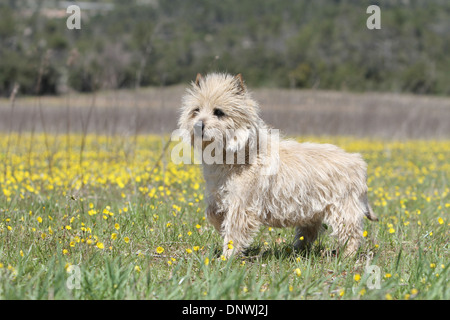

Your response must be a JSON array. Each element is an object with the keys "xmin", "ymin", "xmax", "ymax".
[
  {"xmin": 195, "ymin": 73, "xmax": 202, "ymax": 87},
  {"xmin": 234, "ymin": 73, "xmax": 246, "ymax": 94}
]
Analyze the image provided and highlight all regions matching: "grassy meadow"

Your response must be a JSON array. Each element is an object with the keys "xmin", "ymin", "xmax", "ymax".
[{"xmin": 0, "ymin": 131, "xmax": 448, "ymax": 300}]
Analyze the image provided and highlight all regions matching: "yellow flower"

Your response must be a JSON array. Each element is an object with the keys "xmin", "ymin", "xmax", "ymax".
[
  {"xmin": 62, "ymin": 249, "xmax": 69, "ymax": 255},
  {"xmin": 134, "ymin": 265, "xmax": 141, "ymax": 272},
  {"xmin": 385, "ymin": 273, "xmax": 392, "ymax": 278},
  {"xmin": 186, "ymin": 248, "xmax": 193, "ymax": 254},
  {"xmin": 438, "ymin": 217, "xmax": 444, "ymax": 225},
  {"xmin": 124, "ymin": 237, "xmax": 130, "ymax": 243},
  {"xmin": 111, "ymin": 233, "xmax": 117, "ymax": 240},
  {"xmin": 294, "ymin": 268, "xmax": 301, "ymax": 277},
  {"xmin": 156, "ymin": 246, "xmax": 164, "ymax": 254},
  {"xmin": 430, "ymin": 263, "xmax": 436, "ymax": 268},
  {"xmin": 37, "ymin": 216, "xmax": 42, "ymax": 223},
  {"xmin": 114, "ymin": 223, "xmax": 120, "ymax": 230},
  {"xmin": 195, "ymin": 224, "xmax": 201, "ymax": 229},
  {"xmin": 96, "ymin": 242, "xmax": 104, "ymax": 249},
  {"xmin": 354, "ymin": 274, "xmax": 361, "ymax": 281},
  {"xmin": 220, "ymin": 255, "xmax": 226, "ymax": 261},
  {"xmin": 385, "ymin": 293, "xmax": 393, "ymax": 300},
  {"xmin": 363, "ymin": 230, "xmax": 368, "ymax": 237},
  {"xmin": 388, "ymin": 227, "xmax": 395, "ymax": 234},
  {"xmin": 7, "ymin": 226, "xmax": 12, "ymax": 231},
  {"xmin": 65, "ymin": 225, "xmax": 71, "ymax": 230},
  {"xmin": 193, "ymin": 246, "xmax": 200, "ymax": 251},
  {"xmin": 204, "ymin": 258, "xmax": 210, "ymax": 266},
  {"xmin": 20, "ymin": 250, "xmax": 24, "ymax": 257}
]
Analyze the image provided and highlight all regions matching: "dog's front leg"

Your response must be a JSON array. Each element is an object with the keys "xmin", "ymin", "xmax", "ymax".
[
  {"xmin": 205, "ymin": 205, "xmax": 224, "ymax": 233},
  {"xmin": 221, "ymin": 208, "xmax": 260, "ymax": 259}
]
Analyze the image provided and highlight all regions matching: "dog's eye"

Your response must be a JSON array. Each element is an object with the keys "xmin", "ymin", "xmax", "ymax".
[
  {"xmin": 213, "ymin": 108, "xmax": 225, "ymax": 118},
  {"xmin": 192, "ymin": 108, "xmax": 200, "ymax": 116}
]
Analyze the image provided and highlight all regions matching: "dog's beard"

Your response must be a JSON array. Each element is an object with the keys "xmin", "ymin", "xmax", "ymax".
[{"xmin": 192, "ymin": 126, "xmax": 225, "ymax": 164}]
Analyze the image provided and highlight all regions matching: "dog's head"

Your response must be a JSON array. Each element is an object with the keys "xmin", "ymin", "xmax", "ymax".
[{"xmin": 178, "ymin": 73, "xmax": 262, "ymax": 153}]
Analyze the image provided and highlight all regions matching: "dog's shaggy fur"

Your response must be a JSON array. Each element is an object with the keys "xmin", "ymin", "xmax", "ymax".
[{"xmin": 178, "ymin": 72, "xmax": 377, "ymax": 258}]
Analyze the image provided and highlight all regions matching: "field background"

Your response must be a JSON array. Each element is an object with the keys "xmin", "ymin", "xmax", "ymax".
[
  {"xmin": 0, "ymin": 0, "xmax": 449, "ymax": 301},
  {"xmin": 1, "ymin": 86, "xmax": 450, "ymax": 138}
]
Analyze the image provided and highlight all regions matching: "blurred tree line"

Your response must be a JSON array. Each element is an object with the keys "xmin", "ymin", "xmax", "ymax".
[{"xmin": 0, "ymin": 0, "xmax": 449, "ymax": 96}]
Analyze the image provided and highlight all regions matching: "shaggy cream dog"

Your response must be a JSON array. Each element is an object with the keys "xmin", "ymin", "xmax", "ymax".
[{"xmin": 178, "ymin": 72, "xmax": 377, "ymax": 258}]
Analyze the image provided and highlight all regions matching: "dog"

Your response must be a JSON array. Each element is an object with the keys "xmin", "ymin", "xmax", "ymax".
[{"xmin": 178, "ymin": 72, "xmax": 377, "ymax": 258}]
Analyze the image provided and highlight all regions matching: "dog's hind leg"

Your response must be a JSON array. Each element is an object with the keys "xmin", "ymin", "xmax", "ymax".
[
  {"xmin": 326, "ymin": 198, "xmax": 364, "ymax": 256},
  {"xmin": 293, "ymin": 221, "xmax": 323, "ymax": 252}
]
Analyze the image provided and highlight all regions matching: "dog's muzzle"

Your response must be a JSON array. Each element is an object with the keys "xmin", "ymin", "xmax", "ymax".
[{"xmin": 194, "ymin": 120, "xmax": 204, "ymax": 138}]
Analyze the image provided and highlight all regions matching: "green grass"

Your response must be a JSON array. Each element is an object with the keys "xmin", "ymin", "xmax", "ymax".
[{"xmin": 0, "ymin": 134, "xmax": 448, "ymax": 300}]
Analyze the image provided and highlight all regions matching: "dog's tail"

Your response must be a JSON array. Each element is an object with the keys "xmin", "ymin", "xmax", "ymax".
[{"xmin": 365, "ymin": 203, "xmax": 378, "ymax": 222}]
